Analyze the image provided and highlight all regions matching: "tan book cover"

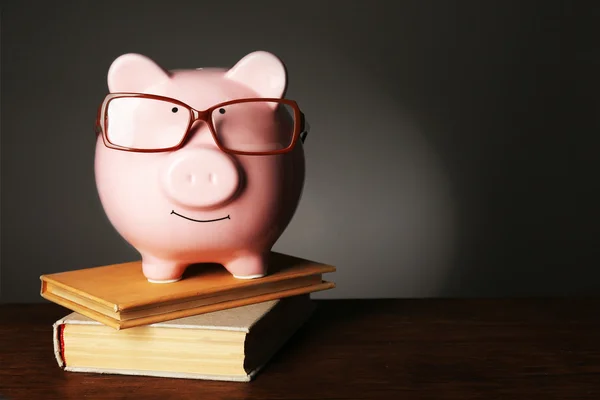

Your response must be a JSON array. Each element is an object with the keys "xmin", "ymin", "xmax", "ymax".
[
  {"xmin": 53, "ymin": 295, "xmax": 315, "ymax": 382},
  {"xmin": 40, "ymin": 251, "xmax": 335, "ymax": 329}
]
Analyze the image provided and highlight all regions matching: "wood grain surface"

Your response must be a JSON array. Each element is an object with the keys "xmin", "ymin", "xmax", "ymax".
[{"xmin": 1, "ymin": 298, "xmax": 599, "ymax": 400}]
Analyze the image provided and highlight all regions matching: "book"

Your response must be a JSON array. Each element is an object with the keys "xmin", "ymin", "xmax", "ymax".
[
  {"xmin": 53, "ymin": 294, "xmax": 315, "ymax": 382},
  {"xmin": 40, "ymin": 252, "xmax": 335, "ymax": 329}
]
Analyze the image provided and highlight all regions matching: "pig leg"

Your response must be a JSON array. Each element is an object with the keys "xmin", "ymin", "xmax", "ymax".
[
  {"xmin": 224, "ymin": 253, "xmax": 268, "ymax": 279},
  {"xmin": 141, "ymin": 254, "xmax": 188, "ymax": 283}
]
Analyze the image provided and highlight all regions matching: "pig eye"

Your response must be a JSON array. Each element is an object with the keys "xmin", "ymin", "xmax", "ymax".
[
  {"xmin": 171, "ymin": 107, "xmax": 178, "ymax": 113},
  {"xmin": 219, "ymin": 108, "xmax": 226, "ymax": 114}
]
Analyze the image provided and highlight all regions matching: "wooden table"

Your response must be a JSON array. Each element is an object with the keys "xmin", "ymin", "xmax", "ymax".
[{"xmin": 1, "ymin": 299, "xmax": 599, "ymax": 399}]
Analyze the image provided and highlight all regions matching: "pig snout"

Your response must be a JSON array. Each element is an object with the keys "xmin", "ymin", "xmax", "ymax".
[{"xmin": 160, "ymin": 148, "xmax": 239, "ymax": 209}]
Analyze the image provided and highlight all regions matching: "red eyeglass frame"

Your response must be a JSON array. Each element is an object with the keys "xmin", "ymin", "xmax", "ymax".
[{"xmin": 94, "ymin": 92, "xmax": 308, "ymax": 155}]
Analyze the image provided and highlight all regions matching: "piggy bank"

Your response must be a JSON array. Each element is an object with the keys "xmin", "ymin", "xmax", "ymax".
[{"xmin": 94, "ymin": 51, "xmax": 308, "ymax": 283}]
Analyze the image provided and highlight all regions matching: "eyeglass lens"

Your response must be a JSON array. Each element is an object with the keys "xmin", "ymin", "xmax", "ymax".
[{"xmin": 105, "ymin": 97, "xmax": 296, "ymax": 152}]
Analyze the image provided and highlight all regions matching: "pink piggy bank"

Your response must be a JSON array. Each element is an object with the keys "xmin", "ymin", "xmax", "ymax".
[{"xmin": 94, "ymin": 51, "xmax": 308, "ymax": 283}]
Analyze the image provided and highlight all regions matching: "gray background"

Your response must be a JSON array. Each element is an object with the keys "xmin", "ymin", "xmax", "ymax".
[{"xmin": 1, "ymin": 0, "xmax": 598, "ymax": 303}]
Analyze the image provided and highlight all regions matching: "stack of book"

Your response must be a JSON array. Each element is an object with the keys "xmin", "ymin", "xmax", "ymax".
[{"xmin": 40, "ymin": 252, "xmax": 335, "ymax": 382}]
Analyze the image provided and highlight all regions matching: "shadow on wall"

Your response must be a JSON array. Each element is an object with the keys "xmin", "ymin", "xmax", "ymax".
[{"xmin": 274, "ymin": 46, "xmax": 458, "ymax": 299}]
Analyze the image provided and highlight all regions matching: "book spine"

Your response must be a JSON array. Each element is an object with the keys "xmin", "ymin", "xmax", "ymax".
[{"xmin": 52, "ymin": 319, "xmax": 67, "ymax": 368}]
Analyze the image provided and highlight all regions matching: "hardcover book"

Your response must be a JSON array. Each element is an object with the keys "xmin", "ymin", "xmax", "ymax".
[
  {"xmin": 53, "ymin": 294, "xmax": 315, "ymax": 382},
  {"xmin": 40, "ymin": 252, "xmax": 335, "ymax": 329}
]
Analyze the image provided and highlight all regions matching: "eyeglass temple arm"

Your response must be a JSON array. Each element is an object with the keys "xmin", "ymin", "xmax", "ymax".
[
  {"xmin": 300, "ymin": 112, "xmax": 309, "ymax": 143},
  {"xmin": 94, "ymin": 104, "xmax": 102, "ymax": 136}
]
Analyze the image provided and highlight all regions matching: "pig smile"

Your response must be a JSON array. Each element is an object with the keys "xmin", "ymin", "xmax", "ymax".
[{"xmin": 170, "ymin": 210, "xmax": 230, "ymax": 223}]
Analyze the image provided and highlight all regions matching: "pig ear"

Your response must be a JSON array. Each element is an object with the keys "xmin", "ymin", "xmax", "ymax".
[
  {"xmin": 225, "ymin": 51, "xmax": 287, "ymax": 100},
  {"xmin": 107, "ymin": 53, "xmax": 171, "ymax": 92}
]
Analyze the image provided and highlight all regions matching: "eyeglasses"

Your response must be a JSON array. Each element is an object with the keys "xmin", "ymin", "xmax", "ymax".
[{"xmin": 94, "ymin": 93, "xmax": 309, "ymax": 155}]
